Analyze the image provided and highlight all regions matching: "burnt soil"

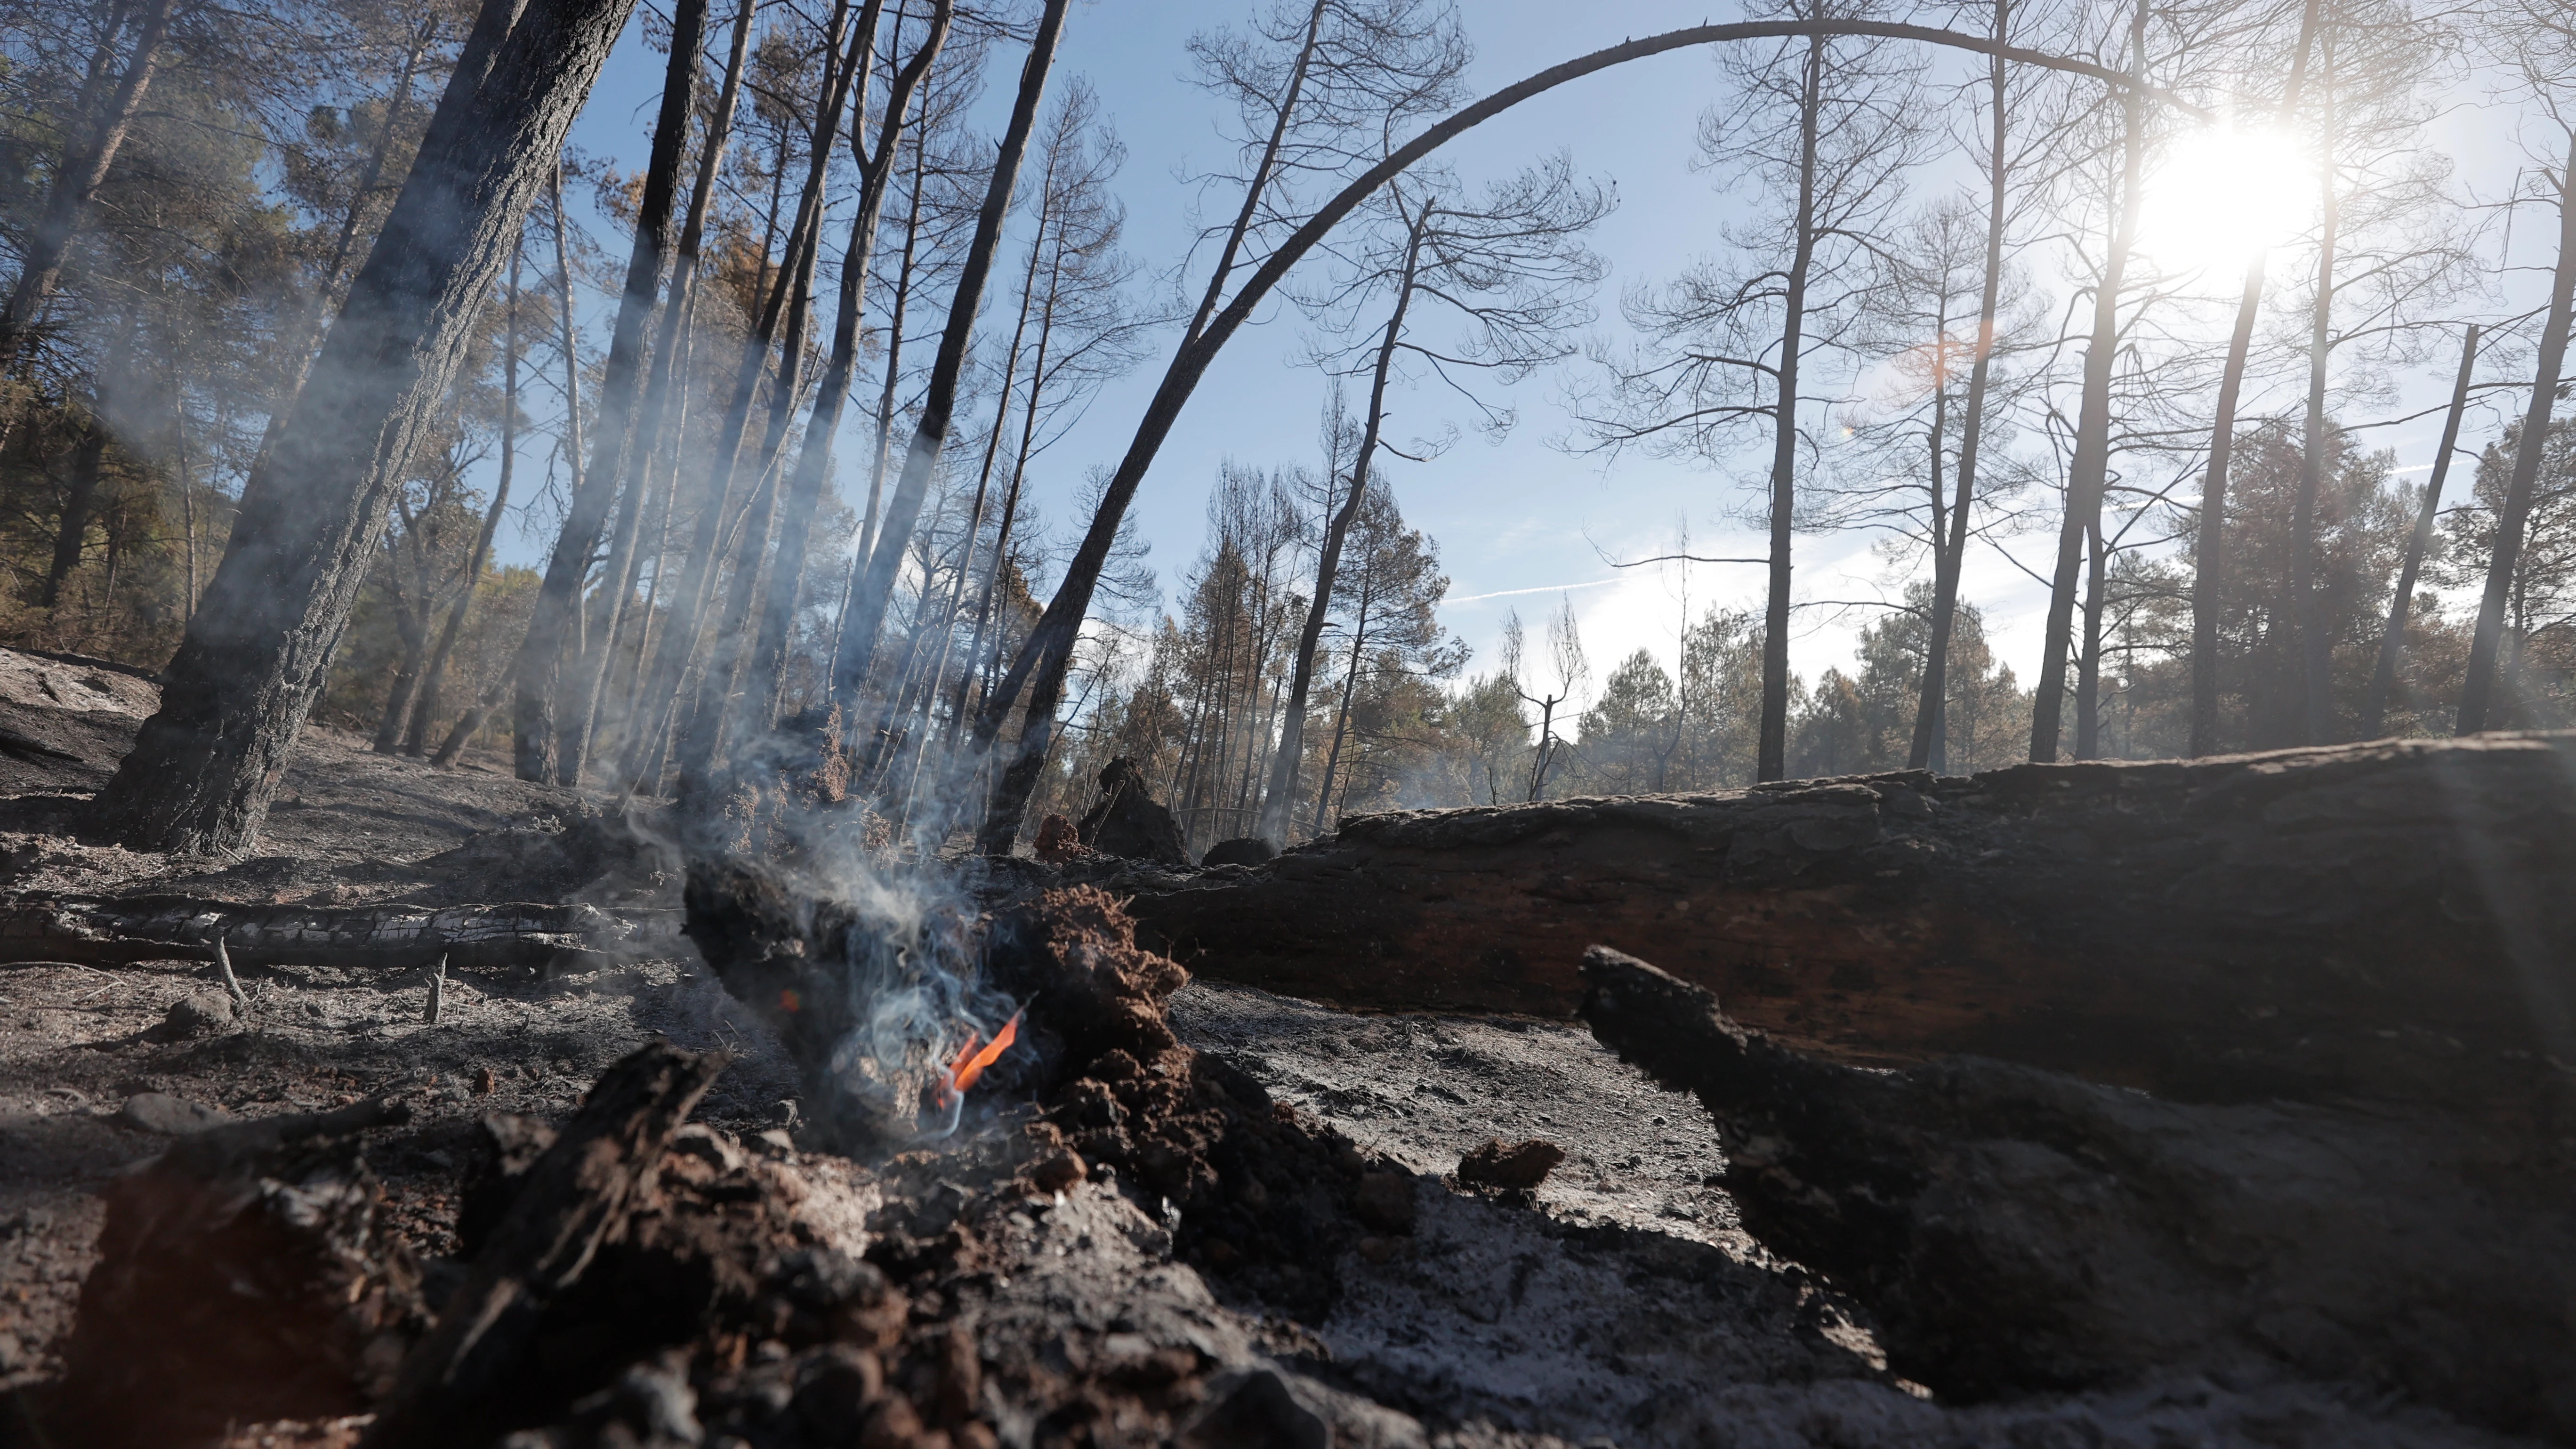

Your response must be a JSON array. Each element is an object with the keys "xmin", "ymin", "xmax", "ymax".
[{"xmin": 0, "ymin": 647, "xmax": 2543, "ymax": 1449}]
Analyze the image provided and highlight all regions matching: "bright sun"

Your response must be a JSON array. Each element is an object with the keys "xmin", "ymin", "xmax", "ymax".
[{"xmin": 2136, "ymin": 126, "xmax": 2312, "ymax": 274}]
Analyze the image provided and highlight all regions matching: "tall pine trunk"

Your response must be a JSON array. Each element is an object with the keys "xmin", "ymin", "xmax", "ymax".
[
  {"xmin": 1259, "ymin": 203, "xmax": 1429, "ymax": 842},
  {"xmin": 737, "ymin": 1, "xmax": 950, "ymax": 749},
  {"xmin": 823, "ymin": 0, "xmax": 1074, "ymax": 744},
  {"xmin": 1757, "ymin": 38, "xmax": 1824, "ymax": 782},
  {"xmin": 511, "ymin": 0, "xmax": 710, "ymax": 786},
  {"xmin": 2360, "ymin": 324, "xmax": 2477, "ymax": 738},
  {"xmin": 94, "ymin": 0, "xmax": 640, "ymax": 855},
  {"xmin": 2189, "ymin": 0, "xmax": 2319, "ymax": 756},
  {"xmin": 2458, "ymin": 126, "xmax": 2576, "ymax": 734},
  {"xmin": 2290, "ymin": 34, "xmax": 2341, "ymax": 745},
  {"xmin": 2030, "ymin": 0, "xmax": 2149, "ymax": 763},
  {"xmin": 1910, "ymin": 0, "xmax": 2012, "ymax": 774}
]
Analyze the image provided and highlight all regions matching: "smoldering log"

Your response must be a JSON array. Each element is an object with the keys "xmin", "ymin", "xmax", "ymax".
[
  {"xmin": 1575, "ymin": 944, "xmax": 2576, "ymax": 1443},
  {"xmin": 0, "ymin": 894, "xmax": 682, "ymax": 974},
  {"xmin": 1124, "ymin": 733, "xmax": 2576, "ymax": 1114}
]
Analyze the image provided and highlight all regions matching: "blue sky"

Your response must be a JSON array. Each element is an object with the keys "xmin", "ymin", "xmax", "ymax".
[{"xmin": 534, "ymin": 0, "xmax": 2542, "ymax": 718}]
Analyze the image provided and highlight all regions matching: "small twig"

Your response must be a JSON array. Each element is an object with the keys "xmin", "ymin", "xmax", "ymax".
[
  {"xmin": 213, "ymin": 937, "xmax": 248, "ymax": 1013},
  {"xmin": 422, "ymin": 955, "xmax": 447, "ymax": 1025}
]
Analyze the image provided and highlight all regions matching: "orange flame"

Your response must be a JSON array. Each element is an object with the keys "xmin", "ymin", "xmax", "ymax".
[{"xmin": 939, "ymin": 1009, "xmax": 1023, "ymax": 1102}]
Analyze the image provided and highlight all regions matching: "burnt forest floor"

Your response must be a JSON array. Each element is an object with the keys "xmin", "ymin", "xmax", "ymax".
[{"xmin": 0, "ymin": 645, "xmax": 2543, "ymax": 1448}]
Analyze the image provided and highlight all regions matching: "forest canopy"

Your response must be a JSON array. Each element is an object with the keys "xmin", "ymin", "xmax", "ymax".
[{"xmin": 3, "ymin": 0, "xmax": 2572, "ymax": 856}]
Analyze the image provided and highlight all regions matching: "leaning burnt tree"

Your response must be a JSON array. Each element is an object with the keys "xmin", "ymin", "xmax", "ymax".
[
  {"xmin": 89, "ymin": 0, "xmax": 641, "ymax": 856},
  {"xmin": 966, "ymin": 19, "xmax": 2175, "ymax": 854}
]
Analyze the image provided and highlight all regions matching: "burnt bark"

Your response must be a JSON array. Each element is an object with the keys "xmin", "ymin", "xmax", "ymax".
[
  {"xmin": 1121, "ymin": 733, "xmax": 2576, "ymax": 1118},
  {"xmin": 89, "ymin": 0, "xmax": 642, "ymax": 856},
  {"xmin": 360, "ymin": 1041, "xmax": 728, "ymax": 1449},
  {"xmin": 0, "ymin": 894, "xmax": 681, "ymax": 974},
  {"xmin": 1576, "ymin": 945, "xmax": 2576, "ymax": 1441},
  {"xmin": 52, "ymin": 1095, "xmax": 423, "ymax": 1444}
]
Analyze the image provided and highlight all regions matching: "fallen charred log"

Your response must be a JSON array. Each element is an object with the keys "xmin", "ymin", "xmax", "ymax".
[
  {"xmin": 1577, "ymin": 943, "xmax": 2576, "ymax": 1443},
  {"xmin": 1125, "ymin": 733, "xmax": 2576, "ymax": 1115},
  {"xmin": 0, "ymin": 894, "xmax": 681, "ymax": 974}
]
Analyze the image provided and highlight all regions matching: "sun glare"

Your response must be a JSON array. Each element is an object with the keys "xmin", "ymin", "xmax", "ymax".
[{"xmin": 2136, "ymin": 126, "xmax": 2312, "ymax": 274}]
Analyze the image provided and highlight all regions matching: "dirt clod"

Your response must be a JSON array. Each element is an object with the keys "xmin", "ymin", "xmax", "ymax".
[
  {"xmin": 1352, "ymin": 1172, "xmax": 1417, "ymax": 1234},
  {"xmin": 1456, "ymin": 1137, "xmax": 1565, "ymax": 1191},
  {"xmin": 159, "ymin": 992, "xmax": 240, "ymax": 1039}
]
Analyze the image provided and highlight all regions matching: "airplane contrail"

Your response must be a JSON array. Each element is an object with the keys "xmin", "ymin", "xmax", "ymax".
[{"xmin": 1447, "ymin": 577, "xmax": 1626, "ymax": 604}]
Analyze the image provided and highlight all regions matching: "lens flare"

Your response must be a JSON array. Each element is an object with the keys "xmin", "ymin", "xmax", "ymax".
[{"xmin": 2137, "ymin": 125, "xmax": 2311, "ymax": 274}]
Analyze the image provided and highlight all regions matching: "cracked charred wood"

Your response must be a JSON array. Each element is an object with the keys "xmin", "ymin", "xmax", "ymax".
[
  {"xmin": 1124, "ymin": 733, "xmax": 2576, "ymax": 1115},
  {"xmin": 0, "ymin": 895, "xmax": 680, "ymax": 973},
  {"xmin": 362, "ymin": 1040, "xmax": 728, "ymax": 1449},
  {"xmin": 51, "ymin": 1096, "xmax": 422, "ymax": 1444},
  {"xmin": 1576, "ymin": 944, "xmax": 2576, "ymax": 1443}
]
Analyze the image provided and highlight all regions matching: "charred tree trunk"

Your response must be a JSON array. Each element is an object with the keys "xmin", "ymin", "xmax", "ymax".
[
  {"xmin": 738, "ymin": 1, "xmax": 950, "ymax": 752},
  {"xmin": 2460, "ymin": 126, "xmax": 2576, "ymax": 735},
  {"xmin": 1909, "ymin": 0, "xmax": 2018, "ymax": 774},
  {"xmin": 519, "ymin": 0, "xmax": 712, "ymax": 790},
  {"xmin": 2291, "ymin": 37, "xmax": 2341, "ymax": 746},
  {"xmin": 826, "ymin": 0, "xmax": 1073, "ymax": 733},
  {"xmin": 1756, "ymin": 39, "xmax": 1822, "ymax": 783},
  {"xmin": 0, "ymin": 894, "xmax": 682, "ymax": 974},
  {"xmin": 2361, "ymin": 322, "xmax": 2477, "ymax": 739},
  {"xmin": 1122, "ymin": 733, "xmax": 2576, "ymax": 1119},
  {"xmin": 2188, "ymin": 256, "xmax": 2270, "ymax": 757},
  {"xmin": 90, "ymin": 0, "xmax": 642, "ymax": 856},
  {"xmin": 2030, "ymin": 0, "xmax": 2147, "ymax": 764},
  {"xmin": 1577, "ymin": 945, "xmax": 2575, "ymax": 1442},
  {"xmin": 1258, "ymin": 203, "xmax": 1429, "ymax": 845}
]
